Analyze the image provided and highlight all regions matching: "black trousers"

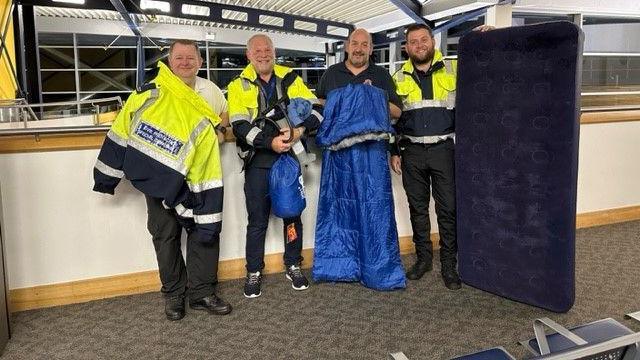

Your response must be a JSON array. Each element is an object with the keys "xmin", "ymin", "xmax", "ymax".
[
  {"xmin": 400, "ymin": 139, "xmax": 457, "ymax": 268},
  {"xmin": 244, "ymin": 166, "xmax": 303, "ymax": 273},
  {"xmin": 145, "ymin": 196, "xmax": 219, "ymax": 299}
]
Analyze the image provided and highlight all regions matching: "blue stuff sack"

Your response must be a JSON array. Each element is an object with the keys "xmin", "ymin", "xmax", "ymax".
[
  {"xmin": 269, "ymin": 154, "xmax": 306, "ymax": 218},
  {"xmin": 286, "ymin": 98, "xmax": 312, "ymax": 126}
]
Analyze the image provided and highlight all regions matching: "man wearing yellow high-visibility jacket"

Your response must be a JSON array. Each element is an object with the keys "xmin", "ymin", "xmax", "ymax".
[
  {"xmin": 391, "ymin": 23, "xmax": 494, "ymax": 290},
  {"xmin": 391, "ymin": 23, "xmax": 461, "ymax": 290},
  {"xmin": 227, "ymin": 34, "xmax": 323, "ymax": 299},
  {"xmin": 93, "ymin": 61, "xmax": 232, "ymax": 320}
]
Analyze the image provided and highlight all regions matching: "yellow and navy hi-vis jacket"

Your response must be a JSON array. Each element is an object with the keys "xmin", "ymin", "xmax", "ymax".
[
  {"xmin": 392, "ymin": 50, "xmax": 457, "ymax": 152},
  {"xmin": 227, "ymin": 63, "xmax": 323, "ymax": 160},
  {"xmin": 93, "ymin": 61, "xmax": 223, "ymax": 243}
]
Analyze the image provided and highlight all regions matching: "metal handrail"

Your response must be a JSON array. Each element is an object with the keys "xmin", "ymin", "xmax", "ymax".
[
  {"xmin": 0, "ymin": 96, "xmax": 123, "ymax": 132},
  {"xmin": 0, "ymin": 96, "xmax": 122, "ymax": 109},
  {"xmin": 0, "ymin": 125, "xmax": 111, "ymax": 136}
]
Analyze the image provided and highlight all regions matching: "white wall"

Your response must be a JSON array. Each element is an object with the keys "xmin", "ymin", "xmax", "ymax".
[
  {"xmin": 1, "ymin": 121, "xmax": 638, "ymax": 289},
  {"xmin": 0, "ymin": 141, "xmax": 412, "ymax": 289}
]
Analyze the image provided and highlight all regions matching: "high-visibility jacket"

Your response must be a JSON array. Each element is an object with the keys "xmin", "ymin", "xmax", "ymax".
[
  {"xmin": 392, "ymin": 50, "xmax": 457, "ymax": 148},
  {"xmin": 227, "ymin": 64, "xmax": 323, "ymax": 165},
  {"xmin": 93, "ymin": 61, "xmax": 223, "ymax": 243}
]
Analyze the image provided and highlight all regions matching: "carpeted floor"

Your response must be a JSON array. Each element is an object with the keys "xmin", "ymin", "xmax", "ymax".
[{"xmin": 2, "ymin": 221, "xmax": 639, "ymax": 359}]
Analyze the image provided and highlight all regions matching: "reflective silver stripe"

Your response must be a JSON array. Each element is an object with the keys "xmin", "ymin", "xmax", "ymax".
[
  {"xmin": 447, "ymin": 91, "xmax": 456, "ymax": 107},
  {"xmin": 230, "ymin": 114, "xmax": 250, "ymax": 124},
  {"xmin": 161, "ymin": 200, "xmax": 170, "ymax": 209},
  {"xmin": 127, "ymin": 140, "xmax": 187, "ymax": 175},
  {"xmin": 396, "ymin": 71, "xmax": 405, "ymax": 81},
  {"xmin": 403, "ymin": 99, "xmax": 453, "ymax": 110},
  {"xmin": 245, "ymin": 127, "xmax": 261, "ymax": 146},
  {"xmin": 404, "ymin": 133, "xmax": 455, "ymax": 144},
  {"xmin": 276, "ymin": 76, "xmax": 283, "ymax": 99},
  {"xmin": 130, "ymin": 88, "xmax": 159, "ymax": 131},
  {"xmin": 177, "ymin": 118, "xmax": 210, "ymax": 165},
  {"xmin": 194, "ymin": 212, "xmax": 222, "ymax": 224},
  {"xmin": 106, "ymin": 130, "xmax": 127, "ymax": 147},
  {"xmin": 311, "ymin": 109, "xmax": 324, "ymax": 123},
  {"xmin": 188, "ymin": 179, "xmax": 223, "ymax": 193},
  {"xmin": 94, "ymin": 159, "xmax": 124, "ymax": 178},
  {"xmin": 444, "ymin": 60, "xmax": 453, "ymax": 74},
  {"xmin": 241, "ymin": 78, "xmax": 251, "ymax": 91},
  {"xmin": 175, "ymin": 204, "xmax": 193, "ymax": 218}
]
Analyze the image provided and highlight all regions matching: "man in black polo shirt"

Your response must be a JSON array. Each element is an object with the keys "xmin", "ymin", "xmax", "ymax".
[{"xmin": 316, "ymin": 28, "xmax": 402, "ymax": 115}]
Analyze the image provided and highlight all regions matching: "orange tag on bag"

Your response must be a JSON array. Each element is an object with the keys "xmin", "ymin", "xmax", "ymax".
[{"xmin": 287, "ymin": 223, "xmax": 297, "ymax": 243}]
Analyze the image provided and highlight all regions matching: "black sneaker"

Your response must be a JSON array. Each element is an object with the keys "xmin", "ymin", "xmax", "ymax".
[
  {"xmin": 285, "ymin": 265, "xmax": 309, "ymax": 291},
  {"xmin": 244, "ymin": 271, "xmax": 262, "ymax": 298}
]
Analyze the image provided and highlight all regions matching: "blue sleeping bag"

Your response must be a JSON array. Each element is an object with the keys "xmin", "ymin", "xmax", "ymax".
[{"xmin": 313, "ymin": 84, "xmax": 406, "ymax": 291}]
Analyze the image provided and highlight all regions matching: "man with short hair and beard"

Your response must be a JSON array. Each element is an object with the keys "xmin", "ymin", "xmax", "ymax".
[
  {"xmin": 316, "ymin": 28, "xmax": 402, "ymax": 117},
  {"xmin": 390, "ymin": 23, "xmax": 492, "ymax": 290}
]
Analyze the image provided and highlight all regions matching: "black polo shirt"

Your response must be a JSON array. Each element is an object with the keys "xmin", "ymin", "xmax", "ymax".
[{"xmin": 316, "ymin": 62, "xmax": 402, "ymax": 108}]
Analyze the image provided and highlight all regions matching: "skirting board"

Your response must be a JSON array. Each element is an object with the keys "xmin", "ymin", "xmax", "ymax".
[{"xmin": 9, "ymin": 205, "xmax": 640, "ymax": 312}]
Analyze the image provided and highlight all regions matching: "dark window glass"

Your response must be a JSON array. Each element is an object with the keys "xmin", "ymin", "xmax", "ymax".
[
  {"xmin": 78, "ymin": 48, "xmax": 137, "ymax": 69},
  {"xmin": 41, "ymin": 71, "xmax": 76, "ymax": 92},
  {"xmin": 38, "ymin": 33, "xmax": 74, "ymax": 46},
  {"xmin": 39, "ymin": 48, "xmax": 75, "ymax": 69},
  {"xmin": 79, "ymin": 71, "xmax": 136, "ymax": 92},
  {"xmin": 42, "ymin": 93, "xmax": 77, "ymax": 103},
  {"xmin": 209, "ymin": 70, "xmax": 241, "ymax": 90}
]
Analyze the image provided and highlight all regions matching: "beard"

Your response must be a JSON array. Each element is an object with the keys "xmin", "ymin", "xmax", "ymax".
[
  {"xmin": 409, "ymin": 47, "xmax": 435, "ymax": 66},
  {"xmin": 347, "ymin": 52, "xmax": 368, "ymax": 68}
]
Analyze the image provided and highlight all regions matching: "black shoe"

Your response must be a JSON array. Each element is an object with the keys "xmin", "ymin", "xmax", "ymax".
[
  {"xmin": 189, "ymin": 294, "xmax": 232, "ymax": 315},
  {"xmin": 442, "ymin": 269, "xmax": 462, "ymax": 290},
  {"xmin": 406, "ymin": 261, "xmax": 432, "ymax": 280},
  {"xmin": 244, "ymin": 271, "xmax": 262, "ymax": 298},
  {"xmin": 285, "ymin": 265, "xmax": 309, "ymax": 290},
  {"xmin": 165, "ymin": 295, "xmax": 185, "ymax": 321}
]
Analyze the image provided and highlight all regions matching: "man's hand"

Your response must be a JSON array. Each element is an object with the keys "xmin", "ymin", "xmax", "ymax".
[
  {"xmin": 473, "ymin": 25, "xmax": 496, "ymax": 32},
  {"xmin": 390, "ymin": 155, "xmax": 402, "ymax": 175},
  {"xmin": 271, "ymin": 131, "xmax": 292, "ymax": 153}
]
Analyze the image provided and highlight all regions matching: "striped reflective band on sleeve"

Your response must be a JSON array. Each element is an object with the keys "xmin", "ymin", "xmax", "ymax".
[
  {"xmin": 177, "ymin": 119, "xmax": 210, "ymax": 165},
  {"xmin": 106, "ymin": 130, "xmax": 127, "ymax": 147},
  {"xmin": 230, "ymin": 114, "xmax": 250, "ymax": 125},
  {"xmin": 194, "ymin": 212, "xmax": 222, "ymax": 224},
  {"xmin": 95, "ymin": 159, "xmax": 124, "ymax": 178},
  {"xmin": 245, "ymin": 127, "xmax": 262, "ymax": 146},
  {"xmin": 188, "ymin": 179, "xmax": 223, "ymax": 193},
  {"xmin": 175, "ymin": 204, "xmax": 193, "ymax": 218},
  {"xmin": 403, "ymin": 99, "xmax": 455, "ymax": 111}
]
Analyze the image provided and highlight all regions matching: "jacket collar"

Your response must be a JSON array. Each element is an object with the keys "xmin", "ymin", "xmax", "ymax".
[
  {"xmin": 239, "ymin": 63, "xmax": 292, "ymax": 82},
  {"xmin": 153, "ymin": 61, "xmax": 218, "ymax": 124}
]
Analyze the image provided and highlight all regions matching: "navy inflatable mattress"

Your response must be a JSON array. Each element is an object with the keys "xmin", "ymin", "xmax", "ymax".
[{"xmin": 455, "ymin": 21, "xmax": 583, "ymax": 312}]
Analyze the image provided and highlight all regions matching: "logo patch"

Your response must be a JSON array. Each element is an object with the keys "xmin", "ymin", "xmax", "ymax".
[
  {"xmin": 287, "ymin": 223, "xmax": 298, "ymax": 243},
  {"xmin": 135, "ymin": 122, "xmax": 183, "ymax": 156}
]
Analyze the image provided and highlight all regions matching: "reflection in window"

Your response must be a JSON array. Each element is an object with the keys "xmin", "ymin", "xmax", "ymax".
[
  {"xmin": 41, "ymin": 71, "xmax": 76, "ymax": 92},
  {"xmin": 79, "ymin": 48, "xmax": 137, "ymax": 69},
  {"xmin": 79, "ymin": 71, "xmax": 136, "ymax": 92}
]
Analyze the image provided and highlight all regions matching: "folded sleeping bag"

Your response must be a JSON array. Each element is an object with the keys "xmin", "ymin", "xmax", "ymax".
[
  {"xmin": 455, "ymin": 21, "xmax": 583, "ymax": 312},
  {"xmin": 313, "ymin": 84, "xmax": 406, "ymax": 291}
]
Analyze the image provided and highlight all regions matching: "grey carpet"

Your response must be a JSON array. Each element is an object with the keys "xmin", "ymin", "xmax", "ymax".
[{"xmin": 2, "ymin": 221, "xmax": 639, "ymax": 359}]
